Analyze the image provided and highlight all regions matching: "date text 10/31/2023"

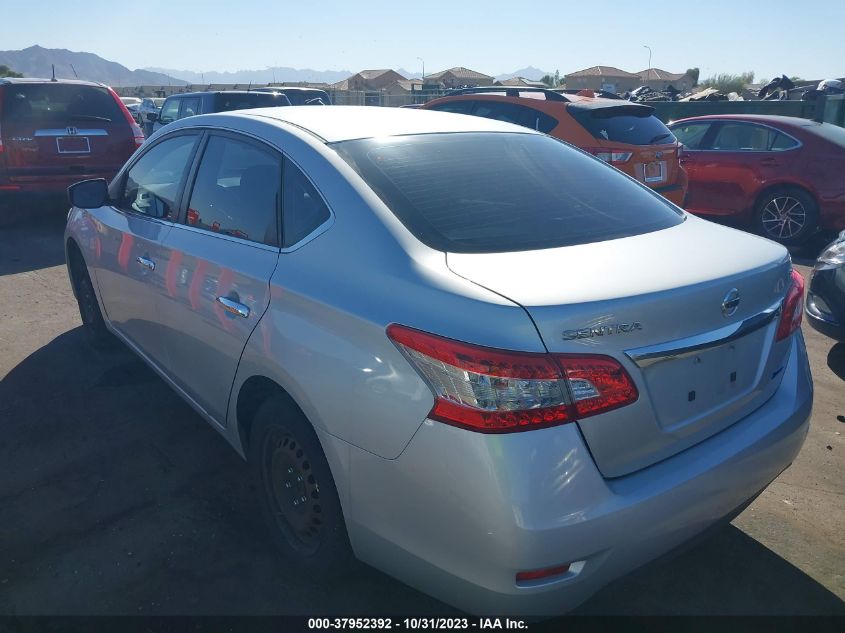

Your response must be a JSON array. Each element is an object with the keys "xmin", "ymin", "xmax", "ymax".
[{"xmin": 307, "ymin": 618, "xmax": 529, "ymax": 630}]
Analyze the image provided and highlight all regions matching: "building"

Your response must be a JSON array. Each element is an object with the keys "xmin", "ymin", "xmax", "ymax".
[
  {"xmin": 637, "ymin": 68, "xmax": 694, "ymax": 93},
  {"xmin": 424, "ymin": 66, "xmax": 493, "ymax": 89},
  {"xmin": 564, "ymin": 66, "xmax": 640, "ymax": 94},
  {"xmin": 494, "ymin": 77, "xmax": 547, "ymax": 88},
  {"xmin": 337, "ymin": 69, "xmax": 407, "ymax": 92}
]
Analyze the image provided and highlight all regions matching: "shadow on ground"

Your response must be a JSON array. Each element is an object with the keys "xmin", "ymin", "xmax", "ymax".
[
  {"xmin": 0, "ymin": 198, "xmax": 68, "ymax": 276},
  {"xmin": 1, "ymin": 329, "xmax": 843, "ymax": 615},
  {"xmin": 827, "ymin": 343, "xmax": 845, "ymax": 381}
]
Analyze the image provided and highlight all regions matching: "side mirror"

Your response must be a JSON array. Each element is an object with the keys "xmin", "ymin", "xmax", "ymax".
[
  {"xmin": 68, "ymin": 178, "xmax": 110, "ymax": 209},
  {"xmin": 146, "ymin": 112, "xmax": 158, "ymax": 122}
]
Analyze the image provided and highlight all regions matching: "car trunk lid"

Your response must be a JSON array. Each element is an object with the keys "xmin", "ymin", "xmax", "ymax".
[{"xmin": 447, "ymin": 217, "xmax": 794, "ymax": 477}]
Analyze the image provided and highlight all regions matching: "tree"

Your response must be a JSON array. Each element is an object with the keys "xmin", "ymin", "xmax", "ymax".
[
  {"xmin": 0, "ymin": 65, "xmax": 23, "ymax": 78},
  {"xmin": 684, "ymin": 67, "xmax": 700, "ymax": 87},
  {"xmin": 541, "ymin": 70, "xmax": 561, "ymax": 88},
  {"xmin": 700, "ymin": 71, "xmax": 755, "ymax": 94}
]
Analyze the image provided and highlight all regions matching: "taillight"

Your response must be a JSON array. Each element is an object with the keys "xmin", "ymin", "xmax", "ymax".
[
  {"xmin": 775, "ymin": 269, "xmax": 805, "ymax": 341},
  {"xmin": 386, "ymin": 324, "xmax": 638, "ymax": 433},
  {"xmin": 109, "ymin": 88, "xmax": 144, "ymax": 147},
  {"xmin": 584, "ymin": 147, "xmax": 633, "ymax": 165}
]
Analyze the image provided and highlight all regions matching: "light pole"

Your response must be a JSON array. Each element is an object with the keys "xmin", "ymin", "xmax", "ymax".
[
  {"xmin": 643, "ymin": 45, "xmax": 652, "ymax": 71},
  {"xmin": 417, "ymin": 57, "xmax": 425, "ymax": 82}
]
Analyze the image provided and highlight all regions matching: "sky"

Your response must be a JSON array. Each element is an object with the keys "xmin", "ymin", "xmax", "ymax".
[{"xmin": 4, "ymin": 0, "xmax": 844, "ymax": 81}]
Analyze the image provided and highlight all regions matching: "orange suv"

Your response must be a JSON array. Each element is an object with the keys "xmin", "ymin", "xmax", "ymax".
[{"xmin": 423, "ymin": 87, "xmax": 687, "ymax": 206}]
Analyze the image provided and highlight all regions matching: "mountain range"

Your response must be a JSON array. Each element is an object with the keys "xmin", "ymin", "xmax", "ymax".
[
  {"xmin": 0, "ymin": 46, "xmax": 551, "ymax": 87},
  {"xmin": 0, "ymin": 45, "xmax": 185, "ymax": 86}
]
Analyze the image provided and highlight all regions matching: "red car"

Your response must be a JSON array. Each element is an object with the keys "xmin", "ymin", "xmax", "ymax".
[
  {"xmin": 0, "ymin": 78, "xmax": 143, "ymax": 197},
  {"xmin": 669, "ymin": 114, "xmax": 845, "ymax": 244}
]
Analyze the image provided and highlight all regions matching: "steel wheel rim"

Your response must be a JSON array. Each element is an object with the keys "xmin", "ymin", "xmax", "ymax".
[
  {"xmin": 761, "ymin": 196, "xmax": 806, "ymax": 239},
  {"xmin": 263, "ymin": 428, "xmax": 322, "ymax": 553}
]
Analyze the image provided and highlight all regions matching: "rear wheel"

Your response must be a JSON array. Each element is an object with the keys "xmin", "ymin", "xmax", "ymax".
[
  {"xmin": 249, "ymin": 395, "xmax": 356, "ymax": 577},
  {"xmin": 754, "ymin": 187, "xmax": 818, "ymax": 245}
]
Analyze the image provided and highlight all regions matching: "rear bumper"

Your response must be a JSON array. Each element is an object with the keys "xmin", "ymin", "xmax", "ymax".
[
  {"xmin": 330, "ymin": 333, "xmax": 812, "ymax": 615},
  {"xmin": 0, "ymin": 171, "xmax": 119, "ymax": 195}
]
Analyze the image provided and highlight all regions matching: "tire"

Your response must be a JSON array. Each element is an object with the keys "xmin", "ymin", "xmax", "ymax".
[
  {"xmin": 69, "ymin": 250, "xmax": 114, "ymax": 349},
  {"xmin": 249, "ymin": 394, "xmax": 356, "ymax": 577},
  {"xmin": 754, "ymin": 187, "xmax": 819, "ymax": 245}
]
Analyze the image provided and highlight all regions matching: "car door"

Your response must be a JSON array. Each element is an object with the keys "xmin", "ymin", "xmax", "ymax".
[
  {"xmin": 670, "ymin": 121, "xmax": 715, "ymax": 212},
  {"xmin": 92, "ymin": 132, "xmax": 200, "ymax": 364},
  {"xmin": 153, "ymin": 132, "xmax": 282, "ymax": 424},
  {"xmin": 694, "ymin": 121, "xmax": 799, "ymax": 215}
]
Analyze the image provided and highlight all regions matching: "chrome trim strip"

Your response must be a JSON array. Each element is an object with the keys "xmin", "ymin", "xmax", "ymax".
[
  {"xmin": 625, "ymin": 302, "xmax": 782, "ymax": 369},
  {"xmin": 35, "ymin": 128, "xmax": 109, "ymax": 137},
  {"xmin": 167, "ymin": 222, "xmax": 280, "ymax": 252}
]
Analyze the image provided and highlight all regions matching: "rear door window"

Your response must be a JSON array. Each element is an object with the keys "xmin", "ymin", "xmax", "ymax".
[
  {"xmin": 213, "ymin": 93, "xmax": 290, "ymax": 111},
  {"xmin": 470, "ymin": 101, "xmax": 558, "ymax": 133},
  {"xmin": 118, "ymin": 134, "xmax": 199, "ymax": 218},
  {"xmin": 711, "ymin": 123, "xmax": 775, "ymax": 151},
  {"xmin": 0, "ymin": 83, "xmax": 123, "ymax": 125},
  {"xmin": 334, "ymin": 132, "xmax": 683, "ymax": 254},
  {"xmin": 569, "ymin": 104, "xmax": 676, "ymax": 145},
  {"xmin": 184, "ymin": 135, "xmax": 281, "ymax": 246}
]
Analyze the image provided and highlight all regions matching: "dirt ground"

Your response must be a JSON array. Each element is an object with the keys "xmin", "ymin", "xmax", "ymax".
[{"xmin": 0, "ymin": 203, "xmax": 842, "ymax": 616}]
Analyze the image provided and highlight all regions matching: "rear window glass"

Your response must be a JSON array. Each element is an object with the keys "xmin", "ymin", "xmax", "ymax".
[
  {"xmin": 282, "ymin": 90, "xmax": 331, "ymax": 105},
  {"xmin": 213, "ymin": 93, "xmax": 290, "ymax": 112},
  {"xmin": 334, "ymin": 133, "xmax": 683, "ymax": 254},
  {"xmin": 569, "ymin": 105, "xmax": 676, "ymax": 146},
  {"xmin": 1, "ymin": 83, "xmax": 123, "ymax": 124}
]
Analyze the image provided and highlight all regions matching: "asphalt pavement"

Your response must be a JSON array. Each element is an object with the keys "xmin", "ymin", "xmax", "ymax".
[{"xmin": 0, "ymin": 202, "xmax": 843, "ymax": 616}]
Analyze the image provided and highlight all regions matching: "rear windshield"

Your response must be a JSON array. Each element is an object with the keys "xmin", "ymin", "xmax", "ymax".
[
  {"xmin": 1, "ymin": 83, "xmax": 123, "ymax": 124},
  {"xmin": 213, "ymin": 93, "xmax": 291, "ymax": 112},
  {"xmin": 334, "ymin": 133, "xmax": 683, "ymax": 254},
  {"xmin": 284, "ymin": 90, "xmax": 331, "ymax": 105},
  {"xmin": 569, "ymin": 104, "xmax": 676, "ymax": 146}
]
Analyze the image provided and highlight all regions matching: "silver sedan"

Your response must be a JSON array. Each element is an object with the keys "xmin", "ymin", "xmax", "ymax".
[{"xmin": 64, "ymin": 106, "xmax": 813, "ymax": 615}]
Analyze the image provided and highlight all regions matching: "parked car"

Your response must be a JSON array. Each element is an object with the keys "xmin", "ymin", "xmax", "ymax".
[
  {"xmin": 64, "ymin": 106, "xmax": 811, "ymax": 616},
  {"xmin": 138, "ymin": 97, "xmax": 165, "ymax": 135},
  {"xmin": 422, "ymin": 87, "xmax": 688, "ymax": 206},
  {"xmin": 668, "ymin": 115, "xmax": 845, "ymax": 245},
  {"xmin": 252, "ymin": 86, "xmax": 331, "ymax": 105},
  {"xmin": 0, "ymin": 78, "xmax": 143, "ymax": 197},
  {"xmin": 148, "ymin": 90, "xmax": 292, "ymax": 133},
  {"xmin": 805, "ymin": 230, "xmax": 845, "ymax": 341},
  {"xmin": 120, "ymin": 97, "xmax": 142, "ymax": 123}
]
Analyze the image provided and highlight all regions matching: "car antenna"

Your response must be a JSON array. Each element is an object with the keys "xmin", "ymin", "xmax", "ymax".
[
  {"xmin": 70, "ymin": 63, "xmax": 79, "ymax": 79},
  {"xmin": 51, "ymin": 64, "xmax": 57, "ymax": 82},
  {"xmin": 247, "ymin": 81, "xmax": 252, "ymax": 92}
]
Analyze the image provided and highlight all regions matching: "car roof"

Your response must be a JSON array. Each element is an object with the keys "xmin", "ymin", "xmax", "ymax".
[
  {"xmin": 0, "ymin": 77, "xmax": 106, "ymax": 87},
  {"xmin": 225, "ymin": 105, "xmax": 538, "ymax": 143},
  {"xmin": 166, "ymin": 90, "xmax": 286, "ymax": 98},
  {"xmin": 669, "ymin": 114, "xmax": 820, "ymax": 128}
]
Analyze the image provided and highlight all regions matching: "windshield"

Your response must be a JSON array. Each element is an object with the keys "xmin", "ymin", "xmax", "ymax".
[
  {"xmin": 1, "ymin": 83, "xmax": 123, "ymax": 124},
  {"xmin": 334, "ymin": 133, "xmax": 684, "ymax": 254}
]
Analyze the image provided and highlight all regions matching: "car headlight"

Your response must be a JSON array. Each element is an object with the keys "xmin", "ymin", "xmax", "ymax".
[{"xmin": 817, "ymin": 239, "xmax": 845, "ymax": 268}]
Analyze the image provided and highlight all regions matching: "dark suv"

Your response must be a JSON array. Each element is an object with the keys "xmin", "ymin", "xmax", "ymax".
[
  {"xmin": 149, "ymin": 91, "xmax": 292, "ymax": 133},
  {"xmin": 0, "ymin": 78, "xmax": 143, "ymax": 196}
]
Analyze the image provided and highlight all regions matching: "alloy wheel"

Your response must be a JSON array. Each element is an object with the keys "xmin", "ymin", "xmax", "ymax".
[{"xmin": 760, "ymin": 196, "xmax": 806, "ymax": 240}]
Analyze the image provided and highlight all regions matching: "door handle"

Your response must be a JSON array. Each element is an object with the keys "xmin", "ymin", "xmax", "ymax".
[
  {"xmin": 216, "ymin": 296, "xmax": 250, "ymax": 318},
  {"xmin": 760, "ymin": 158, "xmax": 778, "ymax": 166},
  {"xmin": 136, "ymin": 256, "xmax": 155, "ymax": 271}
]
